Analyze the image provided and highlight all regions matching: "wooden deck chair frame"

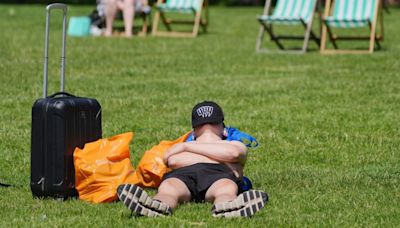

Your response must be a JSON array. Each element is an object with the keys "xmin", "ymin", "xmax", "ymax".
[
  {"xmin": 151, "ymin": 0, "xmax": 209, "ymax": 38},
  {"xmin": 320, "ymin": 0, "xmax": 384, "ymax": 54},
  {"xmin": 256, "ymin": 0, "xmax": 321, "ymax": 54}
]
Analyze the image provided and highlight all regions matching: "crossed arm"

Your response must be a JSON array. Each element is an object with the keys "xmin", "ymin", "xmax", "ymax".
[{"xmin": 163, "ymin": 141, "xmax": 248, "ymax": 167}]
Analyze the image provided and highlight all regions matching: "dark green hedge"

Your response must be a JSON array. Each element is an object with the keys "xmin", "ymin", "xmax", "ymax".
[
  {"xmin": 0, "ymin": 0, "xmax": 273, "ymax": 6},
  {"xmin": 1, "ymin": 0, "xmax": 96, "ymax": 4},
  {"xmin": 3, "ymin": 0, "xmax": 400, "ymax": 6}
]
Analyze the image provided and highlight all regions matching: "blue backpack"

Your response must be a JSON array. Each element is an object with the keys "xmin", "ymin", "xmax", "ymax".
[{"xmin": 186, "ymin": 127, "xmax": 258, "ymax": 148}]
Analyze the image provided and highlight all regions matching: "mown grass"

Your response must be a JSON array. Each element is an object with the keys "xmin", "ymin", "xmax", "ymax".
[{"xmin": 0, "ymin": 4, "xmax": 399, "ymax": 227}]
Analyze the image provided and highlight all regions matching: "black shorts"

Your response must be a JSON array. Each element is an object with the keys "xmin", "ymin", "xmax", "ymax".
[{"xmin": 162, "ymin": 163, "xmax": 241, "ymax": 202}]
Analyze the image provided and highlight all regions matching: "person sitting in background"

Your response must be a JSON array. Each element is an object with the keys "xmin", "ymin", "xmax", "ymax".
[
  {"xmin": 104, "ymin": 0, "xmax": 150, "ymax": 37},
  {"xmin": 117, "ymin": 101, "xmax": 268, "ymax": 218}
]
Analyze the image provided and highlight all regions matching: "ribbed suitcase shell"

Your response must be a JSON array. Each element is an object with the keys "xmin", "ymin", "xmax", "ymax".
[
  {"xmin": 31, "ymin": 95, "xmax": 102, "ymax": 199},
  {"xmin": 30, "ymin": 4, "xmax": 102, "ymax": 199}
]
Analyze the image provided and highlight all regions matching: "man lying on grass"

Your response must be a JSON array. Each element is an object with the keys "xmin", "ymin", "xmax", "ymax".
[{"xmin": 117, "ymin": 101, "xmax": 268, "ymax": 218}]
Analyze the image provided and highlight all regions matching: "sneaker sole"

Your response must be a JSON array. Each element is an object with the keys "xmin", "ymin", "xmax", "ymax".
[
  {"xmin": 212, "ymin": 190, "xmax": 268, "ymax": 218},
  {"xmin": 127, "ymin": 201, "xmax": 164, "ymax": 217},
  {"xmin": 117, "ymin": 184, "xmax": 172, "ymax": 216}
]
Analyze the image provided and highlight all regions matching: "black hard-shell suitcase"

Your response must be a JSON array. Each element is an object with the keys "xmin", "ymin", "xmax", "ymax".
[{"xmin": 30, "ymin": 3, "xmax": 102, "ymax": 199}]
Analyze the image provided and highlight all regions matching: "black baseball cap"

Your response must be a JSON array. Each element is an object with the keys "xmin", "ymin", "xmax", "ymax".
[{"xmin": 191, "ymin": 101, "xmax": 224, "ymax": 128}]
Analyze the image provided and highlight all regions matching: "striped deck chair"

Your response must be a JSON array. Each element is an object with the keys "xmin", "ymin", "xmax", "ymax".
[
  {"xmin": 256, "ymin": 0, "xmax": 320, "ymax": 53},
  {"xmin": 320, "ymin": 0, "xmax": 384, "ymax": 54},
  {"xmin": 151, "ymin": 0, "xmax": 208, "ymax": 37}
]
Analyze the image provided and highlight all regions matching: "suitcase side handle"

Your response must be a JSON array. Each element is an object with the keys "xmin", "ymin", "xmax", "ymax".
[{"xmin": 43, "ymin": 3, "xmax": 68, "ymax": 98}]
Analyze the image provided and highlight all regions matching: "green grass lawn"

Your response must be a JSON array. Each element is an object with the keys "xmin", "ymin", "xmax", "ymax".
[{"xmin": 1, "ymin": 4, "xmax": 399, "ymax": 227}]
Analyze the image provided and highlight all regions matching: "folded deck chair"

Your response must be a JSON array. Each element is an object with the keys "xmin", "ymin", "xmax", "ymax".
[
  {"xmin": 151, "ymin": 0, "xmax": 208, "ymax": 37},
  {"xmin": 320, "ymin": 0, "xmax": 384, "ymax": 54},
  {"xmin": 256, "ymin": 0, "xmax": 320, "ymax": 53}
]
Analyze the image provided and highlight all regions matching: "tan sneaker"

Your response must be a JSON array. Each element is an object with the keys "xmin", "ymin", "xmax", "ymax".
[
  {"xmin": 212, "ymin": 190, "xmax": 268, "ymax": 218},
  {"xmin": 117, "ymin": 184, "xmax": 172, "ymax": 217}
]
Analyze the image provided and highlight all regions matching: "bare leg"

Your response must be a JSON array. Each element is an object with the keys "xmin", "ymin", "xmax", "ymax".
[
  {"xmin": 105, "ymin": 0, "xmax": 118, "ymax": 36},
  {"xmin": 142, "ymin": 0, "xmax": 150, "ymax": 13},
  {"xmin": 121, "ymin": 0, "xmax": 135, "ymax": 37},
  {"xmin": 153, "ymin": 178, "xmax": 191, "ymax": 209},
  {"xmin": 205, "ymin": 178, "xmax": 238, "ymax": 204}
]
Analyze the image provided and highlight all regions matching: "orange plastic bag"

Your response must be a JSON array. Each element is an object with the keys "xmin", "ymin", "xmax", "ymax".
[
  {"xmin": 134, "ymin": 131, "xmax": 191, "ymax": 188},
  {"xmin": 74, "ymin": 132, "xmax": 138, "ymax": 203},
  {"xmin": 74, "ymin": 131, "xmax": 191, "ymax": 203}
]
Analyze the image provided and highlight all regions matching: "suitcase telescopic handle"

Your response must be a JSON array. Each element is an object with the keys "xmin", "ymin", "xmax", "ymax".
[{"xmin": 43, "ymin": 3, "xmax": 68, "ymax": 98}]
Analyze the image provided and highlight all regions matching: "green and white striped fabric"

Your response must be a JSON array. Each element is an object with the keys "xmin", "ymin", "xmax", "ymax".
[
  {"xmin": 325, "ymin": 0, "xmax": 378, "ymax": 27},
  {"xmin": 157, "ymin": 0, "xmax": 203, "ymax": 13},
  {"xmin": 258, "ymin": 0, "xmax": 316, "ymax": 25}
]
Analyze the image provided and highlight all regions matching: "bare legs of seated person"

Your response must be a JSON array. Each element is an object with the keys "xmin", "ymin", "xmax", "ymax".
[{"xmin": 105, "ymin": 0, "xmax": 134, "ymax": 37}]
